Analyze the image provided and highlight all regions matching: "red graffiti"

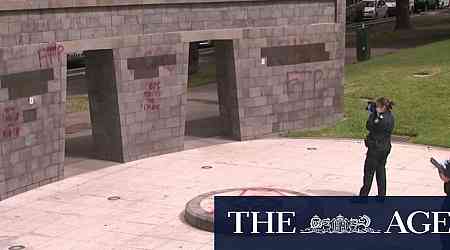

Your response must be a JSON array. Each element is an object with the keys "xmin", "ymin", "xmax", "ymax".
[
  {"xmin": 0, "ymin": 107, "xmax": 20, "ymax": 140},
  {"xmin": 1, "ymin": 107, "xmax": 19, "ymax": 123},
  {"xmin": 38, "ymin": 43, "xmax": 64, "ymax": 67},
  {"xmin": 142, "ymin": 81, "xmax": 161, "ymax": 112},
  {"xmin": 2, "ymin": 125, "xmax": 20, "ymax": 139}
]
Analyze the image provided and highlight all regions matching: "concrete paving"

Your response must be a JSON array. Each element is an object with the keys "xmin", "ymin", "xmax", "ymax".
[{"xmin": 1, "ymin": 138, "xmax": 449, "ymax": 249}]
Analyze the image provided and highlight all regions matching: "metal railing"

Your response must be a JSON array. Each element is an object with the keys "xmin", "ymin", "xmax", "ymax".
[{"xmin": 346, "ymin": 17, "xmax": 397, "ymax": 31}]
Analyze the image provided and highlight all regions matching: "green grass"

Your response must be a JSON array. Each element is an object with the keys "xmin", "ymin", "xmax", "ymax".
[
  {"xmin": 289, "ymin": 39, "xmax": 450, "ymax": 148},
  {"xmin": 188, "ymin": 63, "xmax": 216, "ymax": 88},
  {"xmin": 66, "ymin": 95, "xmax": 89, "ymax": 113}
]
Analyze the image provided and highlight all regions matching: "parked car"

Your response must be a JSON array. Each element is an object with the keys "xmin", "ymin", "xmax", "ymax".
[
  {"xmin": 386, "ymin": 0, "xmax": 397, "ymax": 16},
  {"xmin": 363, "ymin": 0, "xmax": 389, "ymax": 18},
  {"xmin": 414, "ymin": 0, "xmax": 438, "ymax": 12}
]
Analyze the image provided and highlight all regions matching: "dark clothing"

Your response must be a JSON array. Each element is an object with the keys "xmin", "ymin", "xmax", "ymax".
[
  {"xmin": 365, "ymin": 112, "xmax": 395, "ymax": 152},
  {"xmin": 360, "ymin": 147, "xmax": 390, "ymax": 196},
  {"xmin": 441, "ymin": 197, "xmax": 450, "ymax": 250},
  {"xmin": 359, "ymin": 111, "xmax": 395, "ymax": 197},
  {"xmin": 442, "ymin": 161, "xmax": 450, "ymax": 195},
  {"xmin": 440, "ymin": 164, "xmax": 450, "ymax": 250}
]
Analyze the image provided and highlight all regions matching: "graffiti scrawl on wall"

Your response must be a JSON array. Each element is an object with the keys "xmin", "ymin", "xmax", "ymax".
[
  {"xmin": 0, "ymin": 107, "xmax": 20, "ymax": 140},
  {"xmin": 142, "ymin": 80, "xmax": 161, "ymax": 112},
  {"xmin": 38, "ymin": 43, "xmax": 64, "ymax": 68},
  {"xmin": 286, "ymin": 69, "xmax": 324, "ymax": 93}
]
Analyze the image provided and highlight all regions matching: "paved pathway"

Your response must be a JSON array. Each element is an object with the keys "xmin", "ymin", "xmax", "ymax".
[{"xmin": 0, "ymin": 138, "xmax": 449, "ymax": 250}]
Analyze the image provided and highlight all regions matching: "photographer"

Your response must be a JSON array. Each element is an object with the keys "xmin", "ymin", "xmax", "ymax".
[
  {"xmin": 438, "ymin": 159, "xmax": 450, "ymax": 195},
  {"xmin": 359, "ymin": 97, "xmax": 395, "ymax": 197},
  {"xmin": 438, "ymin": 160, "xmax": 450, "ymax": 250}
]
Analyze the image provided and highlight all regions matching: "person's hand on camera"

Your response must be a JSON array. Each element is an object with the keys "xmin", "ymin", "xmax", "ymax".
[{"xmin": 439, "ymin": 172, "xmax": 450, "ymax": 183}]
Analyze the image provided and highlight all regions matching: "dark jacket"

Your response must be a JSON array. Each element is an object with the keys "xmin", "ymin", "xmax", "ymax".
[
  {"xmin": 365, "ymin": 111, "xmax": 395, "ymax": 152},
  {"xmin": 444, "ymin": 161, "xmax": 450, "ymax": 195}
]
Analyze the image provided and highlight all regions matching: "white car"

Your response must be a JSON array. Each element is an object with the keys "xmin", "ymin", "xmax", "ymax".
[
  {"xmin": 363, "ymin": 0, "xmax": 389, "ymax": 18},
  {"xmin": 385, "ymin": 0, "xmax": 397, "ymax": 16}
]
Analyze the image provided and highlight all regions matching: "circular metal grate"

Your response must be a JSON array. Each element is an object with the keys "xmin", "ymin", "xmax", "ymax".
[
  {"xmin": 413, "ymin": 71, "xmax": 431, "ymax": 78},
  {"xmin": 107, "ymin": 196, "xmax": 121, "ymax": 201},
  {"xmin": 9, "ymin": 246, "xmax": 26, "ymax": 250}
]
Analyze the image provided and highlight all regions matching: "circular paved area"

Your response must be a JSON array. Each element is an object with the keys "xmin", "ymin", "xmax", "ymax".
[
  {"xmin": 0, "ymin": 138, "xmax": 449, "ymax": 250},
  {"xmin": 184, "ymin": 187, "xmax": 305, "ymax": 232}
]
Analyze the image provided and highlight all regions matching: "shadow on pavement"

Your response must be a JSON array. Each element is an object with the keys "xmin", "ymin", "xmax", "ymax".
[{"xmin": 185, "ymin": 116, "xmax": 224, "ymax": 138}]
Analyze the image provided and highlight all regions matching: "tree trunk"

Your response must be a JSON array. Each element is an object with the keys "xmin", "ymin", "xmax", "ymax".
[{"xmin": 395, "ymin": 0, "xmax": 412, "ymax": 30}]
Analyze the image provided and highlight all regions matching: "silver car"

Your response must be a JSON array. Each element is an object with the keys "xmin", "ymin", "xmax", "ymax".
[{"xmin": 363, "ymin": 0, "xmax": 389, "ymax": 18}]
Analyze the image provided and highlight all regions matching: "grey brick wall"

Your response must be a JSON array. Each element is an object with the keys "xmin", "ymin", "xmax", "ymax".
[
  {"xmin": 113, "ymin": 34, "xmax": 187, "ymax": 162},
  {"xmin": 0, "ymin": 0, "xmax": 345, "ymax": 199},
  {"xmin": 235, "ymin": 24, "xmax": 345, "ymax": 139},
  {"xmin": 0, "ymin": 1, "xmax": 339, "ymax": 47},
  {"xmin": 0, "ymin": 44, "xmax": 65, "ymax": 200}
]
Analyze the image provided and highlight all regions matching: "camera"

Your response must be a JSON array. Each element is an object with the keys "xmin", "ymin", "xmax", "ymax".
[{"xmin": 366, "ymin": 101, "xmax": 376, "ymax": 113}]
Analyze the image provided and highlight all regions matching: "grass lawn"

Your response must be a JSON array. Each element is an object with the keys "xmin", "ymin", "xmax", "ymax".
[
  {"xmin": 188, "ymin": 63, "xmax": 216, "ymax": 88},
  {"xmin": 66, "ymin": 95, "xmax": 89, "ymax": 113},
  {"xmin": 289, "ymin": 39, "xmax": 450, "ymax": 148}
]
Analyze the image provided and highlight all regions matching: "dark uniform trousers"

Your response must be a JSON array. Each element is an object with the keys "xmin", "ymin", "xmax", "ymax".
[
  {"xmin": 359, "ymin": 147, "xmax": 391, "ymax": 197},
  {"xmin": 360, "ymin": 111, "xmax": 394, "ymax": 197},
  {"xmin": 441, "ymin": 184, "xmax": 450, "ymax": 250}
]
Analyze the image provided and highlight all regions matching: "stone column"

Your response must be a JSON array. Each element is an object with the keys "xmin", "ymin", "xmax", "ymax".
[
  {"xmin": 85, "ymin": 49, "xmax": 124, "ymax": 162},
  {"xmin": 215, "ymin": 40, "xmax": 242, "ymax": 139},
  {"xmin": 113, "ymin": 33, "xmax": 188, "ymax": 162},
  {"xmin": 0, "ymin": 43, "xmax": 66, "ymax": 200}
]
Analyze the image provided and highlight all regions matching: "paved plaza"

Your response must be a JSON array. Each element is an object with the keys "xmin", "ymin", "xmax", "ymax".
[{"xmin": 0, "ymin": 138, "xmax": 449, "ymax": 249}]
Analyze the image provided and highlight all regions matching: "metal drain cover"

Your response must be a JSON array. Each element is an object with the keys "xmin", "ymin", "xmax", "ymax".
[
  {"xmin": 9, "ymin": 246, "xmax": 26, "ymax": 250},
  {"xmin": 107, "ymin": 196, "xmax": 121, "ymax": 201},
  {"xmin": 413, "ymin": 71, "xmax": 431, "ymax": 77}
]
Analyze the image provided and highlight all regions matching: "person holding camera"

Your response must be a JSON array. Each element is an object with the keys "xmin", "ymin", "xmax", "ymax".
[
  {"xmin": 359, "ymin": 97, "xmax": 395, "ymax": 197},
  {"xmin": 438, "ymin": 159, "xmax": 450, "ymax": 195},
  {"xmin": 437, "ymin": 159, "xmax": 450, "ymax": 250}
]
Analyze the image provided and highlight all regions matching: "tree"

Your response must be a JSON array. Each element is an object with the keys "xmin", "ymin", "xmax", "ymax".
[{"xmin": 395, "ymin": 0, "xmax": 412, "ymax": 30}]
